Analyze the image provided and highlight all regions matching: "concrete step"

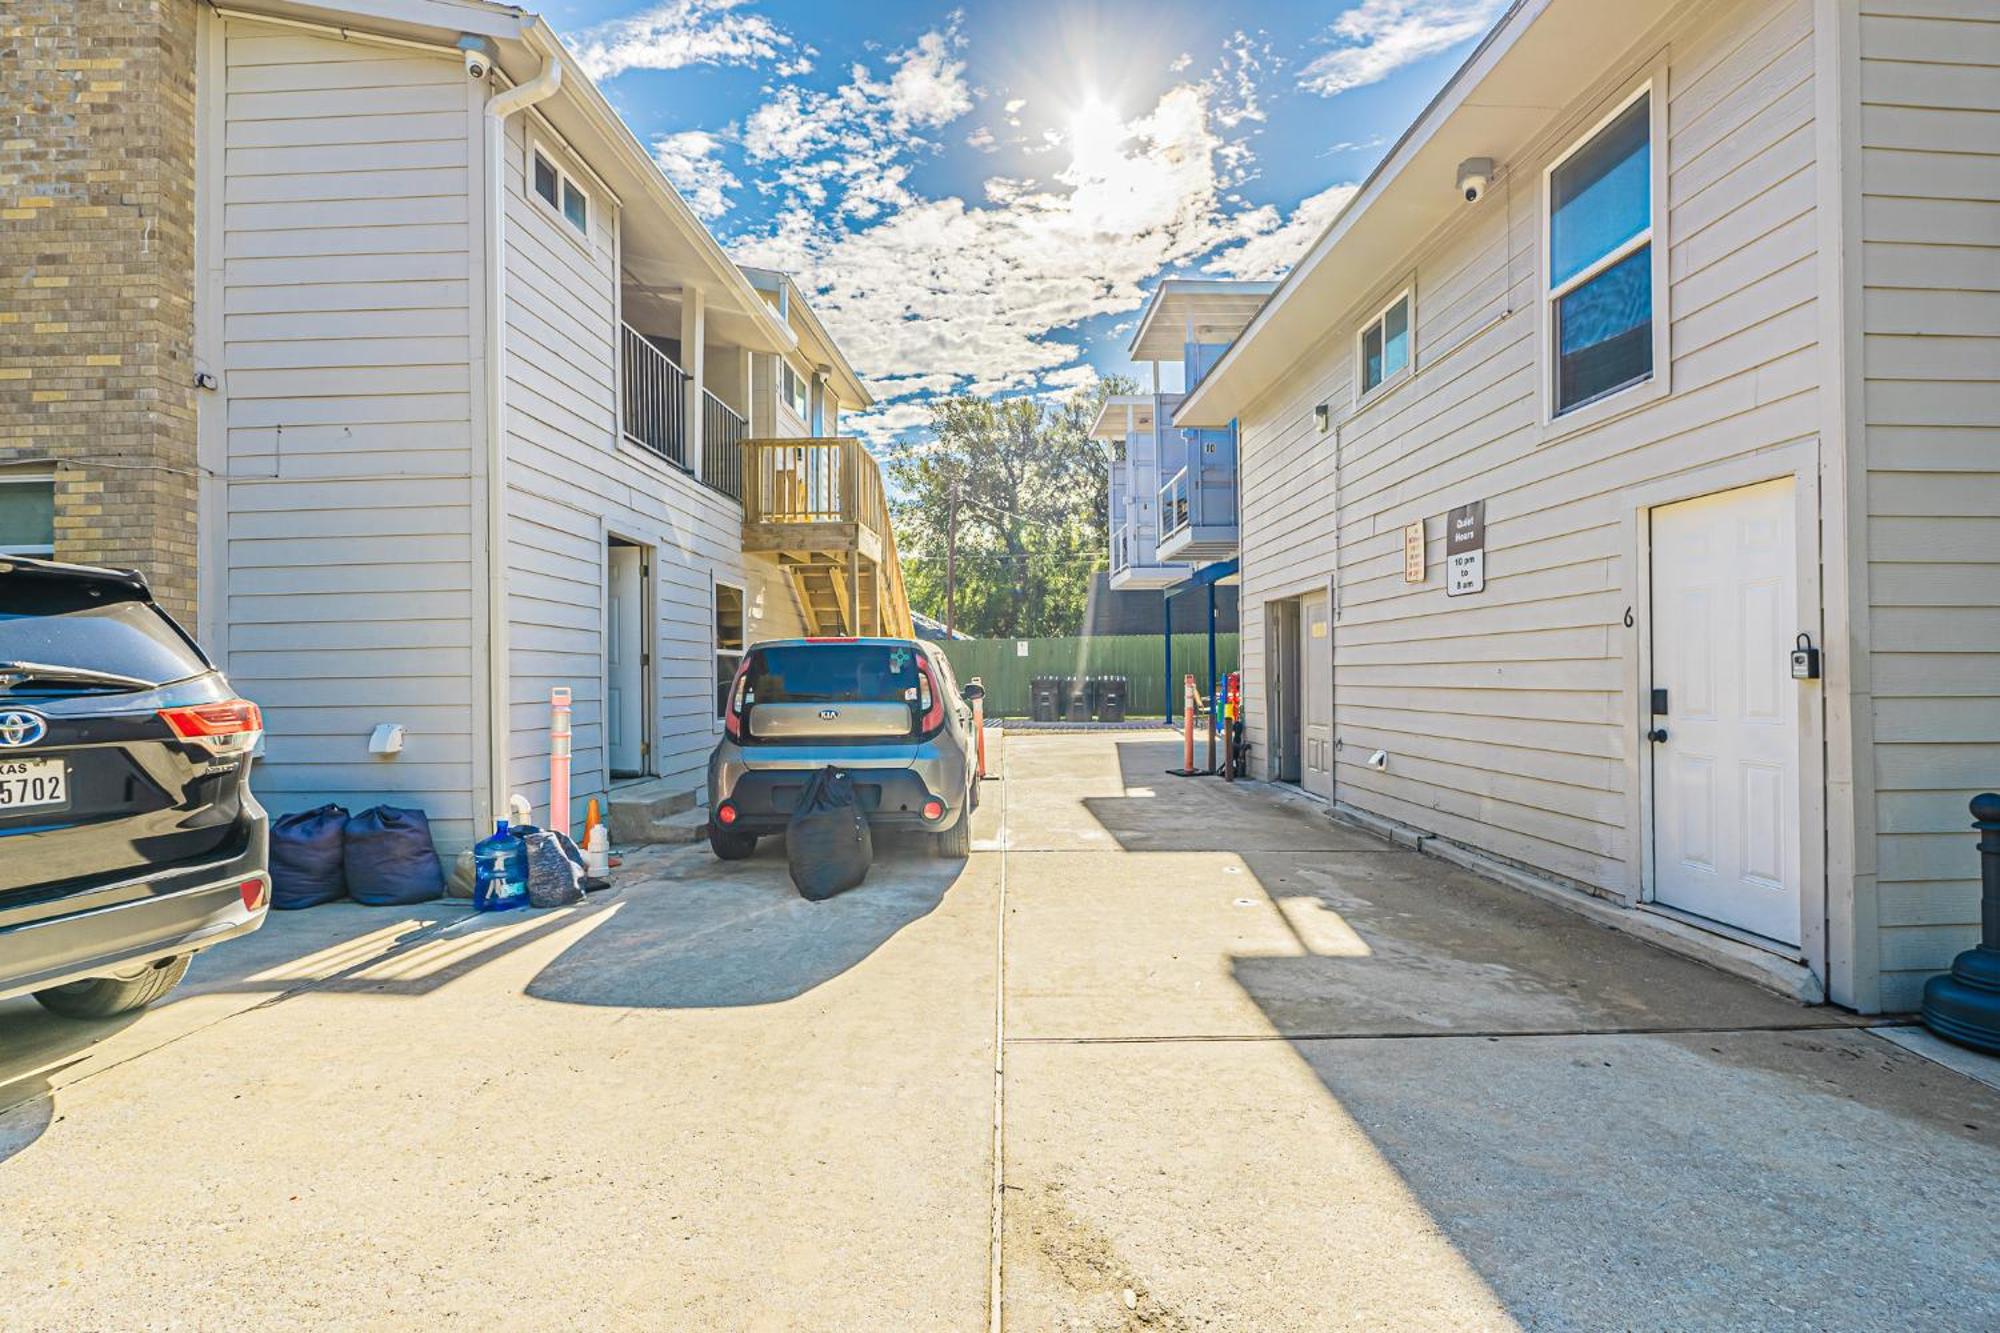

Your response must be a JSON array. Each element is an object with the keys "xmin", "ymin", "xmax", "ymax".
[
  {"xmin": 615, "ymin": 805, "xmax": 709, "ymax": 847},
  {"xmin": 606, "ymin": 777, "xmax": 700, "ymax": 846}
]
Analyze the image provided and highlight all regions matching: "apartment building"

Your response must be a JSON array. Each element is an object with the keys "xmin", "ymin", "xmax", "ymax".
[
  {"xmin": 1174, "ymin": 0, "xmax": 1998, "ymax": 1012},
  {"xmin": 3, "ymin": 0, "xmax": 906, "ymax": 852}
]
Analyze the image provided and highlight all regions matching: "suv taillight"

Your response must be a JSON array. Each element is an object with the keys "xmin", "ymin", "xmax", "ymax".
[
  {"xmin": 160, "ymin": 699, "xmax": 263, "ymax": 755},
  {"xmin": 723, "ymin": 660, "xmax": 751, "ymax": 740},
  {"xmin": 915, "ymin": 660, "xmax": 944, "ymax": 735}
]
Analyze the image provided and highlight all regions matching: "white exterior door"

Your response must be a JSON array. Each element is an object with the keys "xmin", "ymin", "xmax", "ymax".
[
  {"xmin": 1649, "ymin": 478, "xmax": 1800, "ymax": 945},
  {"xmin": 607, "ymin": 544, "xmax": 646, "ymax": 778},
  {"xmin": 1302, "ymin": 591, "xmax": 1333, "ymax": 800}
]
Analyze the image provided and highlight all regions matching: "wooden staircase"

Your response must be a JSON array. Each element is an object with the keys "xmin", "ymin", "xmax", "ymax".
[{"xmin": 741, "ymin": 437, "xmax": 913, "ymax": 638}]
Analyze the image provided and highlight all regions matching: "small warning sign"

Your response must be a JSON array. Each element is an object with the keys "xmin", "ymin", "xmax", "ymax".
[
  {"xmin": 1445, "ymin": 500, "xmax": 1486, "ymax": 598},
  {"xmin": 1403, "ymin": 521, "xmax": 1426, "ymax": 584}
]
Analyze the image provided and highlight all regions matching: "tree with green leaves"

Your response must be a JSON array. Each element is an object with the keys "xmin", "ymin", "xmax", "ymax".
[{"xmin": 887, "ymin": 377, "xmax": 1132, "ymax": 639}]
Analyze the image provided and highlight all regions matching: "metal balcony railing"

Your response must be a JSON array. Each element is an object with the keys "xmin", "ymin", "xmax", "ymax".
[
  {"xmin": 621, "ymin": 324, "xmax": 688, "ymax": 469},
  {"xmin": 1111, "ymin": 525, "xmax": 1131, "ymax": 574},
  {"xmin": 702, "ymin": 389, "xmax": 745, "ymax": 501},
  {"xmin": 1159, "ymin": 467, "xmax": 1191, "ymax": 539}
]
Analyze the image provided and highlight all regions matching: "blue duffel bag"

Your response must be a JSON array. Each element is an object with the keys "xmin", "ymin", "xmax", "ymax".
[
  {"xmin": 270, "ymin": 804, "xmax": 349, "ymax": 910},
  {"xmin": 344, "ymin": 805, "xmax": 446, "ymax": 906}
]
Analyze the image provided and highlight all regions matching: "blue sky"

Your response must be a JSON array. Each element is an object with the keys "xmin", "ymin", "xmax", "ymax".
[{"xmin": 539, "ymin": 0, "xmax": 1507, "ymax": 443}]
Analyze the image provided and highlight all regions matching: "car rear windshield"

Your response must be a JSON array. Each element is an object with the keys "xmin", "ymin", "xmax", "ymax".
[
  {"xmin": 744, "ymin": 643, "xmax": 921, "ymax": 705},
  {"xmin": 0, "ymin": 578, "xmax": 209, "ymax": 689}
]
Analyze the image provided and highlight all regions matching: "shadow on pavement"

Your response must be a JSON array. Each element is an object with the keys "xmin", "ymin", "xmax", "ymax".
[
  {"xmin": 1221, "ymin": 843, "xmax": 2000, "ymax": 1325},
  {"xmin": 1081, "ymin": 741, "xmax": 1378, "ymax": 853},
  {"xmin": 527, "ymin": 833, "xmax": 966, "ymax": 1009}
]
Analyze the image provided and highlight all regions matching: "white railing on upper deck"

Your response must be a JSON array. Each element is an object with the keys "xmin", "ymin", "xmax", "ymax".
[{"xmin": 1158, "ymin": 467, "xmax": 1190, "ymax": 539}]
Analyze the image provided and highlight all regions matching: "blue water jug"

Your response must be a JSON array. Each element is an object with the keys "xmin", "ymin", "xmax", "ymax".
[{"xmin": 472, "ymin": 820, "xmax": 529, "ymax": 911}]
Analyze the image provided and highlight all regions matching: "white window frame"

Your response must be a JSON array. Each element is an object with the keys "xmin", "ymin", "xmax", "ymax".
[
  {"xmin": 713, "ymin": 577, "xmax": 746, "ymax": 724},
  {"xmin": 1353, "ymin": 285, "xmax": 1414, "ymax": 404},
  {"xmin": 0, "ymin": 471, "xmax": 56, "ymax": 556},
  {"xmin": 527, "ymin": 137, "xmax": 590, "ymax": 242},
  {"xmin": 779, "ymin": 361, "xmax": 808, "ymax": 420},
  {"xmin": 1537, "ymin": 66, "xmax": 1671, "ymax": 440}
]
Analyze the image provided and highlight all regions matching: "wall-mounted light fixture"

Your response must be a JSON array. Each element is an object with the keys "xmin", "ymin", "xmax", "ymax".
[{"xmin": 1314, "ymin": 402, "xmax": 1330, "ymax": 433}]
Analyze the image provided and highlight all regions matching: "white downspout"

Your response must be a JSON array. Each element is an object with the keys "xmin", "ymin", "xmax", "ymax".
[{"xmin": 480, "ymin": 36, "xmax": 560, "ymax": 829}]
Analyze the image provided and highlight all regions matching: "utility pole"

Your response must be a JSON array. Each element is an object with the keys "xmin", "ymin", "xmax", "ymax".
[{"xmin": 944, "ymin": 486, "xmax": 959, "ymax": 639}]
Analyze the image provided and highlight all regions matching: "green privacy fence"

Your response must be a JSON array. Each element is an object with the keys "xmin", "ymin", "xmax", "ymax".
[{"xmin": 938, "ymin": 633, "xmax": 1239, "ymax": 719}]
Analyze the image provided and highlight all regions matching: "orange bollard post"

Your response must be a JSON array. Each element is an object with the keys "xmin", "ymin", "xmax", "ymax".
[
  {"xmin": 1177, "ymin": 674, "xmax": 1197, "ymax": 774},
  {"xmin": 971, "ymin": 676, "xmax": 987, "ymax": 780}
]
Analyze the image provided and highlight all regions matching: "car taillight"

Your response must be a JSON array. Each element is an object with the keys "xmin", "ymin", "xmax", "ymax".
[
  {"xmin": 159, "ymin": 699, "xmax": 263, "ymax": 755},
  {"xmin": 723, "ymin": 659, "xmax": 751, "ymax": 740},
  {"xmin": 716, "ymin": 802, "xmax": 738, "ymax": 826},
  {"xmin": 915, "ymin": 660, "xmax": 944, "ymax": 734},
  {"xmin": 240, "ymin": 877, "xmax": 268, "ymax": 911},
  {"xmin": 922, "ymin": 798, "xmax": 945, "ymax": 821}
]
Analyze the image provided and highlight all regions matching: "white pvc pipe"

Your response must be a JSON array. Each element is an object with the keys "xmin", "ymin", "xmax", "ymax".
[{"xmin": 480, "ymin": 38, "xmax": 561, "ymax": 834}]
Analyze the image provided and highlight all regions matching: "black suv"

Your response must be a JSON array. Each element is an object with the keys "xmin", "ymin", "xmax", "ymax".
[{"xmin": 0, "ymin": 557, "xmax": 269, "ymax": 1018}]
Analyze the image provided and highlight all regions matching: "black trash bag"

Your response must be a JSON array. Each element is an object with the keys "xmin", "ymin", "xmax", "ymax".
[
  {"xmin": 521, "ymin": 827, "xmax": 587, "ymax": 908},
  {"xmin": 787, "ymin": 766, "xmax": 873, "ymax": 901},
  {"xmin": 343, "ymin": 805, "xmax": 445, "ymax": 906},
  {"xmin": 270, "ymin": 804, "xmax": 349, "ymax": 910}
]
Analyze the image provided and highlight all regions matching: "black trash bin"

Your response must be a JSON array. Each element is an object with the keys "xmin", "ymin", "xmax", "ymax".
[
  {"xmin": 1031, "ymin": 675, "xmax": 1060, "ymax": 722},
  {"xmin": 1065, "ymin": 678, "xmax": 1090, "ymax": 722},
  {"xmin": 1096, "ymin": 676, "xmax": 1128, "ymax": 723}
]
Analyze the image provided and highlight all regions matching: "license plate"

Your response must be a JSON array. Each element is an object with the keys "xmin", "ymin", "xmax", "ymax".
[{"xmin": 0, "ymin": 758, "xmax": 66, "ymax": 811}]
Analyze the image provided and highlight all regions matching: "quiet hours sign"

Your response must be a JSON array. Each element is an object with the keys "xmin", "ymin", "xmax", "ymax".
[{"xmin": 1446, "ymin": 500, "xmax": 1485, "ymax": 597}]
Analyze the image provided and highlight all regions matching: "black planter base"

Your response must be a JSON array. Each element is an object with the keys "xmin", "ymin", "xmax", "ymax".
[{"xmin": 1922, "ymin": 947, "xmax": 2000, "ymax": 1056}]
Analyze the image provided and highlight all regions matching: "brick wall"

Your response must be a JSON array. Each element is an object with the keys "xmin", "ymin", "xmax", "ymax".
[{"xmin": 0, "ymin": 0, "xmax": 199, "ymax": 622}]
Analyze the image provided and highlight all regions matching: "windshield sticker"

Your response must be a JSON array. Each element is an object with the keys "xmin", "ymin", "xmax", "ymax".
[{"xmin": 888, "ymin": 649, "xmax": 911, "ymax": 673}]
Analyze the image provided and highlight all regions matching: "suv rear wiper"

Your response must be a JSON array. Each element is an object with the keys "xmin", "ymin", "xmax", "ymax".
[{"xmin": 0, "ymin": 660, "xmax": 156, "ymax": 692}]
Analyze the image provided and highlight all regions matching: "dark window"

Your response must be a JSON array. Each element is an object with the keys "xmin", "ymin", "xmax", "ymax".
[
  {"xmin": 0, "ymin": 479, "xmax": 54, "ymax": 555},
  {"xmin": 562, "ymin": 178, "xmax": 588, "ymax": 233},
  {"xmin": 1359, "ymin": 293, "xmax": 1410, "ymax": 395},
  {"xmin": 1556, "ymin": 245, "xmax": 1653, "ymax": 413},
  {"xmin": 743, "ymin": 644, "xmax": 919, "ymax": 706},
  {"xmin": 714, "ymin": 584, "xmax": 744, "ymax": 718},
  {"xmin": 0, "ymin": 581, "xmax": 208, "ymax": 690},
  {"xmin": 533, "ymin": 151, "xmax": 558, "ymax": 208},
  {"xmin": 1550, "ymin": 95, "xmax": 1650, "ymax": 287},
  {"xmin": 1549, "ymin": 91, "xmax": 1654, "ymax": 417}
]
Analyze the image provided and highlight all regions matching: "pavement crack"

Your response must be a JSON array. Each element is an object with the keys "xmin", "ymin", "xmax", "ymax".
[{"xmin": 1007, "ymin": 1019, "xmax": 1914, "ymax": 1046}]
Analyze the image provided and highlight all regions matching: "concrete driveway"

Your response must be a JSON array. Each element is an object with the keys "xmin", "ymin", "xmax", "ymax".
[{"xmin": 2, "ymin": 730, "xmax": 1996, "ymax": 1330}]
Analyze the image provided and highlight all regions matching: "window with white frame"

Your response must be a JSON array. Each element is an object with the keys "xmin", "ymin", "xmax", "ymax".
[
  {"xmin": 780, "ymin": 362, "xmax": 808, "ymax": 419},
  {"xmin": 1547, "ymin": 86, "xmax": 1655, "ymax": 417},
  {"xmin": 0, "ymin": 474, "xmax": 55, "ymax": 556},
  {"xmin": 530, "ymin": 143, "xmax": 589, "ymax": 238},
  {"xmin": 714, "ymin": 581, "xmax": 745, "ymax": 719},
  {"xmin": 1357, "ymin": 289, "xmax": 1411, "ymax": 397}
]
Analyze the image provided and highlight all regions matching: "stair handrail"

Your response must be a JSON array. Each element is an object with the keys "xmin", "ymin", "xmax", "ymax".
[{"xmin": 739, "ymin": 436, "xmax": 913, "ymax": 639}]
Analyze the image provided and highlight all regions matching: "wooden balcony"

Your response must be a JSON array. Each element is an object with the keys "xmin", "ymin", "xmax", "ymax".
[{"xmin": 741, "ymin": 437, "xmax": 913, "ymax": 639}]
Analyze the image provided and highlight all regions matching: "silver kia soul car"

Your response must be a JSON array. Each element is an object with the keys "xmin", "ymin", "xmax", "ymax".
[{"xmin": 706, "ymin": 637, "xmax": 984, "ymax": 860}]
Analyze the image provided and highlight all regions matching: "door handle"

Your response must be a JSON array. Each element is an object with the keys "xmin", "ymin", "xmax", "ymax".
[{"xmin": 1646, "ymin": 727, "xmax": 1669, "ymax": 743}]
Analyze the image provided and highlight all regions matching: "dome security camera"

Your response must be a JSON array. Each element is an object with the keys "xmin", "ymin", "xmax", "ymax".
[
  {"xmin": 1457, "ymin": 157, "xmax": 1494, "ymax": 204},
  {"xmin": 463, "ymin": 48, "xmax": 489, "ymax": 80}
]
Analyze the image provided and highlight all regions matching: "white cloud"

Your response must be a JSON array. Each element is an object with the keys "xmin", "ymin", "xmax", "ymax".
[
  {"xmin": 741, "ymin": 26, "xmax": 973, "ymax": 222},
  {"xmin": 1298, "ymin": 0, "xmax": 1503, "ymax": 98},
  {"xmin": 1203, "ymin": 182, "xmax": 1359, "ymax": 280},
  {"xmin": 570, "ymin": 0, "xmax": 798, "ymax": 81},
  {"xmin": 733, "ymin": 77, "xmax": 1285, "ymax": 411},
  {"xmin": 884, "ymin": 30, "xmax": 973, "ymax": 129},
  {"xmin": 706, "ymin": 25, "xmax": 1364, "ymax": 443},
  {"xmin": 653, "ymin": 129, "xmax": 740, "ymax": 220}
]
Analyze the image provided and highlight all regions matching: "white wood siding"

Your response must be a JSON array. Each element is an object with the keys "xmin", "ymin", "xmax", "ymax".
[
  {"xmin": 1239, "ymin": 0, "xmax": 1823, "ymax": 892},
  {"xmin": 212, "ymin": 21, "xmax": 483, "ymax": 851},
  {"xmin": 1857, "ymin": 0, "xmax": 2000, "ymax": 1010},
  {"xmin": 498, "ymin": 118, "xmax": 805, "ymax": 826}
]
